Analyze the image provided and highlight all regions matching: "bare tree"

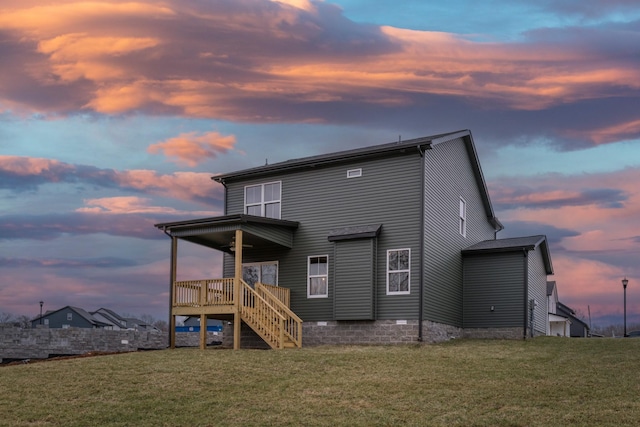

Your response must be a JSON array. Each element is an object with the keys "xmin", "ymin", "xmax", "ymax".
[{"xmin": 0, "ymin": 311, "xmax": 15, "ymax": 324}]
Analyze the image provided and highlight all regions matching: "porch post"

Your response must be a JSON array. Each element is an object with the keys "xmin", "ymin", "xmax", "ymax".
[
  {"xmin": 199, "ymin": 314, "xmax": 207, "ymax": 350},
  {"xmin": 169, "ymin": 235, "xmax": 177, "ymax": 349},
  {"xmin": 233, "ymin": 229, "xmax": 243, "ymax": 350}
]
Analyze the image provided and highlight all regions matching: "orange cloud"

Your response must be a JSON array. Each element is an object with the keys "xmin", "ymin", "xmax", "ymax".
[
  {"xmin": 148, "ymin": 131, "xmax": 236, "ymax": 167},
  {"xmin": 1, "ymin": 0, "xmax": 639, "ymax": 146},
  {"xmin": 76, "ymin": 196, "xmax": 219, "ymax": 216}
]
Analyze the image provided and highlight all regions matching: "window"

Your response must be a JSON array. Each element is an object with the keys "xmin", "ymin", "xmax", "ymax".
[
  {"xmin": 242, "ymin": 261, "xmax": 278, "ymax": 287},
  {"xmin": 387, "ymin": 249, "xmax": 410, "ymax": 295},
  {"xmin": 347, "ymin": 168, "xmax": 362, "ymax": 178},
  {"xmin": 245, "ymin": 181, "xmax": 281, "ymax": 219},
  {"xmin": 459, "ymin": 197, "xmax": 467, "ymax": 237},
  {"xmin": 308, "ymin": 255, "xmax": 328, "ymax": 298},
  {"xmin": 67, "ymin": 312, "xmax": 73, "ymax": 321},
  {"xmin": 44, "ymin": 319, "xmax": 49, "ymax": 325}
]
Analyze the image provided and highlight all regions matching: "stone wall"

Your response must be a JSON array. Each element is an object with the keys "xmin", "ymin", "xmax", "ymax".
[{"xmin": 0, "ymin": 325, "xmax": 169, "ymax": 362}]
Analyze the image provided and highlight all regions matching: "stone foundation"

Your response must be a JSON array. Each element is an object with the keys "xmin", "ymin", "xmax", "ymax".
[{"xmin": 175, "ymin": 331, "xmax": 223, "ymax": 348}]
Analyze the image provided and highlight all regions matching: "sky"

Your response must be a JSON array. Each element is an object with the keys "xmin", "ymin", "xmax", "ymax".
[{"xmin": 1, "ymin": 0, "xmax": 639, "ymax": 327}]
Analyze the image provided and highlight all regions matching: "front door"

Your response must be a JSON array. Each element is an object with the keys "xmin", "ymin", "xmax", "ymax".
[{"xmin": 242, "ymin": 261, "xmax": 278, "ymax": 287}]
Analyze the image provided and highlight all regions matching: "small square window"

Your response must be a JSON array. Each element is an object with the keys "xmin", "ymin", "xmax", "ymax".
[
  {"xmin": 347, "ymin": 168, "xmax": 362, "ymax": 178},
  {"xmin": 67, "ymin": 312, "xmax": 73, "ymax": 321}
]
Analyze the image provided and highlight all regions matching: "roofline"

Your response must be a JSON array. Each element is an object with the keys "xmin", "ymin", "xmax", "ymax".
[
  {"xmin": 462, "ymin": 235, "xmax": 553, "ymax": 274},
  {"xmin": 211, "ymin": 131, "xmax": 471, "ymax": 183},
  {"xmin": 155, "ymin": 213, "xmax": 300, "ymax": 231}
]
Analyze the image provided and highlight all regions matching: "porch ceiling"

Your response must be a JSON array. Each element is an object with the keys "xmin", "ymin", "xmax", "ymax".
[{"xmin": 155, "ymin": 214, "xmax": 299, "ymax": 253}]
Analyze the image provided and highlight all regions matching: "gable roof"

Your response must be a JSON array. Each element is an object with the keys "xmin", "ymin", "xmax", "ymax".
[
  {"xmin": 462, "ymin": 235, "xmax": 554, "ymax": 274},
  {"xmin": 32, "ymin": 305, "xmax": 110, "ymax": 327},
  {"xmin": 211, "ymin": 129, "xmax": 502, "ymax": 232},
  {"xmin": 547, "ymin": 281, "xmax": 557, "ymax": 297}
]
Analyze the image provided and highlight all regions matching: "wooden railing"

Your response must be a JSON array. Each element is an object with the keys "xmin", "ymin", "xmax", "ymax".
[
  {"xmin": 173, "ymin": 278, "xmax": 302, "ymax": 349},
  {"xmin": 255, "ymin": 283, "xmax": 302, "ymax": 348},
  {"xmin": 174, "ymin": 278, "xmax": 235, "ymax": 307},
  {"xmin": 240, "ymin": 280, "xmax": 287, "ymax": 349},
  {"xmin": 256, "ymin": 282, "xmax": 290, "ymax": 307}
]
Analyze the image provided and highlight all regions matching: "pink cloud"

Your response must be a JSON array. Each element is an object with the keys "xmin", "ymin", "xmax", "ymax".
[
  {"xmin": 0, "ymin": 155, "xmax": 222, "ymax": 205},
  {"xmin": 0, "ymin": 0, "xmax": 637, "ymax": 146},
  {"xmin": 76, "ymin": 196, "xmax": 219, "ymax": 216},
  {"xmin": 148, "ymin": 131, "xmax": 236, "ymax": 167}
]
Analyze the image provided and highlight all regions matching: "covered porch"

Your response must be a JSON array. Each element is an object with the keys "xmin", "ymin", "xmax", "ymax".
[{"xmin": 155, "ymin": 214, "xmax": 302, "ymax": 350}]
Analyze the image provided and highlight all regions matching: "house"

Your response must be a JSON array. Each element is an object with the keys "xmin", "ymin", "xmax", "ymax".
[
  {"xmin": 92, "ymin": 307, "xmax": 128, "ymax": 330},
  {"xmin": 31, "ymin": 306, "xmax": 110, "ymax": 329},
  {"xmin": 546, "ymin": 281, "xmax": 571, "ymax": 336},
  {"xmin": 557, "ymin": 302, "xmax": 590, "ymax": 337},
  {"xmin": 155, "ymin": 129, "xmax": 555, "ymax": 349}
]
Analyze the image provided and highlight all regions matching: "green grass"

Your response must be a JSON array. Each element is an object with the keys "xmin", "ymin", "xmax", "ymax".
[{"xmin": 2, "ymin": 338, "xmax": 640, "ymax": 426}]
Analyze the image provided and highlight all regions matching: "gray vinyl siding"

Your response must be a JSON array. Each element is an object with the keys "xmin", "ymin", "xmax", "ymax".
[
  {"xmin": 527, "ymin": 248, "xmax": 548, "ymax": 334},
  {"xmin": 223, "ymin": 152, "xmax": 422, "ymax": 321},
  {"xmin": 463, "ymin": 252, "xmax": 525, "ymax": 328},
  {"xmin": 333, "ymin": 239, "xmax": 376, "ymax": 320},
  {"xmin": 423, "ymin": 137, "xmax": 497, "ymax": 327}
]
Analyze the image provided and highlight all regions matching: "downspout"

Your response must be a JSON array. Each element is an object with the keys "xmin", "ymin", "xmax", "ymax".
[
  {"xmin": 417, "ymin": 144, "xmax": 428, "ymax": 342},
  {"xmin": 522, "ymin": 248, "xmax": 529, "ymax": 340}
]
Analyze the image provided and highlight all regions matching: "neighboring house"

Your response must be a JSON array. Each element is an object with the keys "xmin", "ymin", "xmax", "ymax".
[
  {"xmin": 155, "ymin": 129, "xmax": 556, "ymax": 349},
  {"xmin": 31, "ymin": 306, "xmax": 110, "ymax": 329},
  {"xmin": 92, "ymin": 307, "xmax": 129, "ymax": 330},
  {"xmin": 557, "ymin": 302, "xmax": 590, "ymax": 337},
  {"xmin": 546, "ymin": 281, "xmax": 571, "ymax": 337},
  {"xmin": 124, "ymin": 318, "xmax": 161, "ymax": 332}
]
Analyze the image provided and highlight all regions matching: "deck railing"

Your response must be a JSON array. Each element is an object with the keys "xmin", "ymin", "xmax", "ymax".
[
  {"xmin": 256, "ymin": 282, "xmax": 290, "ymax": 307},
  {"xmin": 240, "ymin": 280, "xmax": 287, "ymax": 349},
  {"xmin": 172, "ymin": 278, "xmax": 302, "ymax": 349},
  {"xmin": 173, "ymin": 278, "xmax": 235, "ymax": 307},
  {"xmin": 255, "ymin": 283, "xmax": 302, "ymax": 348}
]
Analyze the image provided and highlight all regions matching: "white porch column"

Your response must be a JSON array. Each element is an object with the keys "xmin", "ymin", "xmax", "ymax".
[{"xmin": 233, "ymin": 229, "xmax": 243, "ymax": 350}]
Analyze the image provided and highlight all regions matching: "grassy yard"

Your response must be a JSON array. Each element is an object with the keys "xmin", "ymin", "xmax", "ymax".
[{"xmin": 2, "ymin": 338, "xmax": 640, "ymax": 426}]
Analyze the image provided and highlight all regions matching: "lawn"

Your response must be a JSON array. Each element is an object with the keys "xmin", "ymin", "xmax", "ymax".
[{"xmin": 2, "ymin": 338, "xmax": 640, "ymax": 426}]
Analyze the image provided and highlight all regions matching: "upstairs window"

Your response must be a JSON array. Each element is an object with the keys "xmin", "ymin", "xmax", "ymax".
[
  {"xmin": 67, "ymin": 312, "xmax": 73, "ymax": 321},
  {"xmin": 245, "ymin": 181, "xmax": 281, "ymax": 219},
  {"xmin": 459, "ymin": 197, "xmax": 467, "ymax": 237},
  {"xmin": 387, "ymin": 249, "xmax": 410, "ymax": 295}
]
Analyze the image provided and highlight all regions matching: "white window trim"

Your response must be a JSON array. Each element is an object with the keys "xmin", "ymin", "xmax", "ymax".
[
  {"xmin": 244, "ymin": 181, "xmax": 282, "ymax": 219},
  {"xmin": 347, "ymin": 168, "xmax": 362, "ymax": 178},
  {"xmin": 67, "ymin": 312, "xmax": 73, "ymax": 321},
  {"xmin": 386, "ymin": 248, "xmax": 411, "ymax": 295},
  {"xmin": 459, "ymin": 197, "xmax": 467, "ymax": 238},
  {"xmin": 307, "ymin": 255, "xmax": 329, "ymax": 298}
]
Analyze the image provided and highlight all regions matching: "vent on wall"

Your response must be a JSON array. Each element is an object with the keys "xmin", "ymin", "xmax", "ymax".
[{"xmin": 347, "ymin": 168, "xmax": 362, "ymax": 178}]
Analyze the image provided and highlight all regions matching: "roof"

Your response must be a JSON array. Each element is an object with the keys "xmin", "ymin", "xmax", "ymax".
[
  {"xmin": 210, "ymin": 129, "xmax": 502, "ymax": 232},
  {"xmin": 557, "ymin": 302, "xmax": 590, "ymax": 329},
  {"xmin": 547, "ymin": 281, "xmax": 557, "ymax": 296},
  {"xmin": 327, "ymin": 224, "xmax": 382, "ymax": 241},
  {"xmin": 32, "ymin": 305, "xmax": 109, "ymax": 327},
  {"xmin": 462, "ymin": 235, "xmax": 554, "ymax": 274},
  {"xmin": 212, "ymin": 131, "xmax": 467, "ymax": 183}
]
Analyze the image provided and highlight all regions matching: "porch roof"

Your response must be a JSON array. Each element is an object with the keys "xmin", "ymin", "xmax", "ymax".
[{"xmin": 155, "ymin": 214, "xmax": 299, "ymax": 253}]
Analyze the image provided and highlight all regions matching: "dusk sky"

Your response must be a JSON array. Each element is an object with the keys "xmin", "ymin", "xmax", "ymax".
[{"xmin": 1, "ymin": 0, "xmax": 639, "ymax": 327}]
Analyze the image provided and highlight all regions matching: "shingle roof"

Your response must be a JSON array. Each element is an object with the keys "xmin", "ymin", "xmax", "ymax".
[
  {"xmin": 212, "ymin": 130, "xmax": 469, "ymax": 183},
  {"xmin": 327, "ymin": 224, "xmax": 382, "ymax": 241},
  {"xmin": 462, "ymin": 235, "xmax": 553, "ymax": 274}
]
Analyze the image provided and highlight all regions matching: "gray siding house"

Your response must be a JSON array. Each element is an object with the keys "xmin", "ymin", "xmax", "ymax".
[
  {"xmin": 156, "ymin": 130, "xmax": 555, "ymax": 348},
  {"xmin": 31, "ymin": 306, "xmax": 109, "ymax": 329}
]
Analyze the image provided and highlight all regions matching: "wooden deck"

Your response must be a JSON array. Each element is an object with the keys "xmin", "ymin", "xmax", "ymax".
[{"xmin": 170, "ymin": 279, "xmax": 302, "ymax": 350}]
